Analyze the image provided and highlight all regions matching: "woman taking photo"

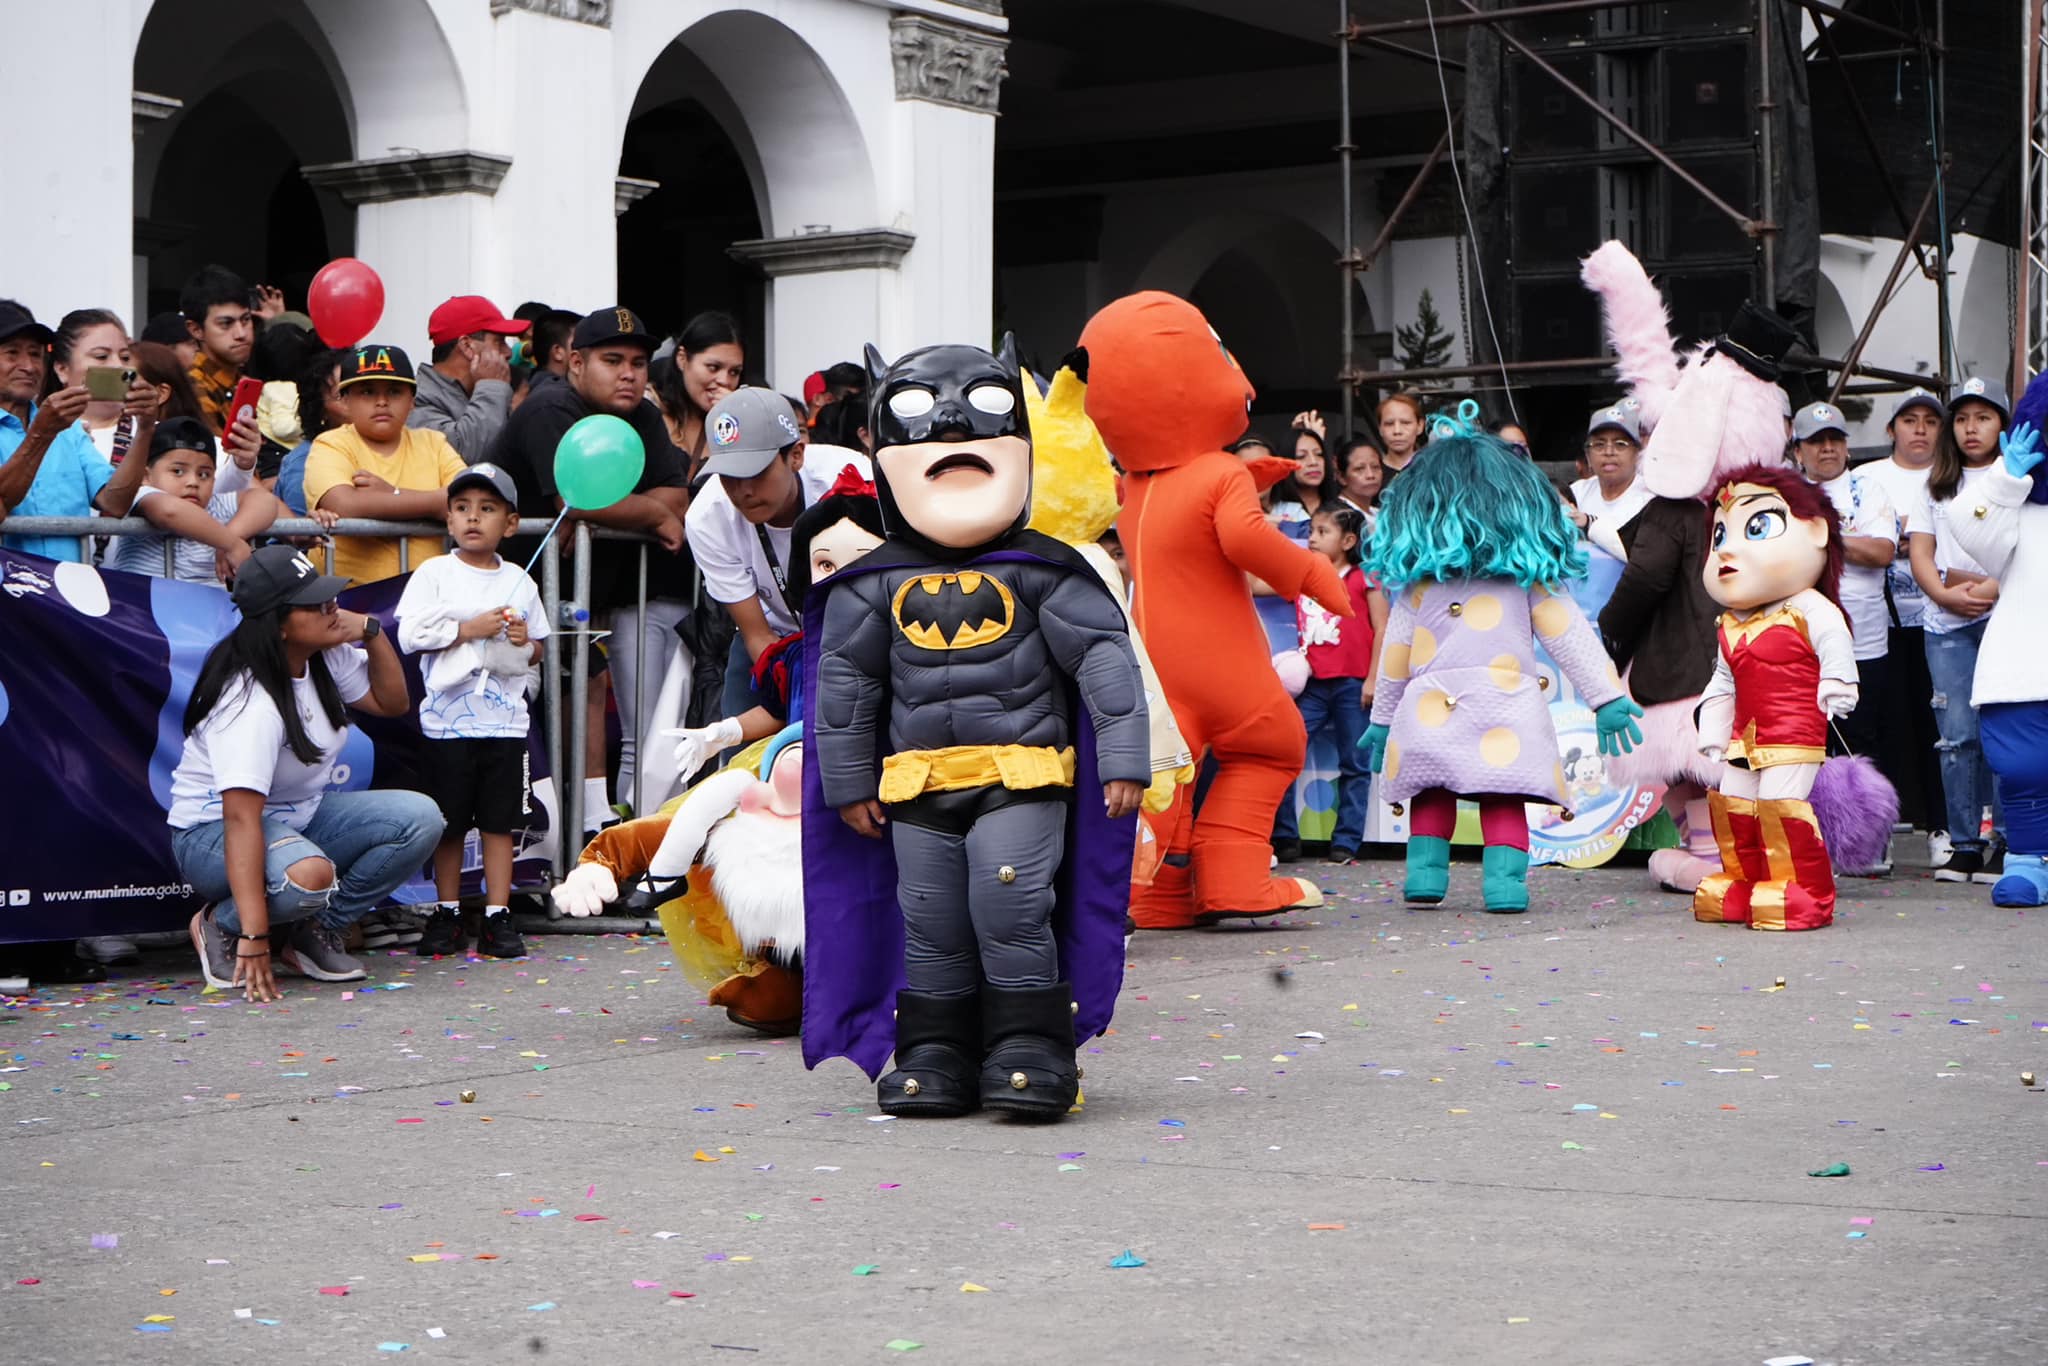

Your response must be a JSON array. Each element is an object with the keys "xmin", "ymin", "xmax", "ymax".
[
  {"xmin": 169, "ymin": 545, "xmax": 443, "ymax": 1001},
  {"xmin": 651, "ymin": 311, "xmax": 745, "ymax": 475}
]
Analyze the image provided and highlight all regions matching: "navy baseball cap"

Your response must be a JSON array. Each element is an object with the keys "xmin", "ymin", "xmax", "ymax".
[{"xmin": 233, "ymin": 545, "xmax": 348, "ymax": 615}]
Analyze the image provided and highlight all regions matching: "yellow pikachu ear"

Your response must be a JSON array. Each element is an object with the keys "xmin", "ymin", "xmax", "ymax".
[{"xmin": 1046, "ymin": 363, "xmax": 1087, "ymax": 419}]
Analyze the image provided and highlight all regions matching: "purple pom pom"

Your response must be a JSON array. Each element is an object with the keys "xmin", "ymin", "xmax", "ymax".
[{"xmin": 1811, "ymin": 755, "xmax": 1899, "ymax": 871}]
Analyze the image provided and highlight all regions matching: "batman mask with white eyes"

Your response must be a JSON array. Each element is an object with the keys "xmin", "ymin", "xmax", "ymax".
[{"xmin": 864, "ymin": 337, "xmax": 1034, "ymax": 559}]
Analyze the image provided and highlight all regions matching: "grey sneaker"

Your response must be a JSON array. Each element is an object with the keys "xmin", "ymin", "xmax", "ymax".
[
  {"xmin": 188, "ymin": 907, "xmax": 236, "ymax": 991},
  {"xmin": 357, "ymin": 912, "xmax": 403, "ymax": 951},
  {"xmin": 84, "ymin": 935, "xmax": 141, "ymax": 964},
  {"xmin": 278, "ymin": 919, "xmax": 367, "ymax": 983},
  {"xmin": 381, "ymin": 908, "xmax": 426, "ymax": 946}
]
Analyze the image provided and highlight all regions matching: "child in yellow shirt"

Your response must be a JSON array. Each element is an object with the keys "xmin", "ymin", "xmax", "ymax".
[{"xmin": 303, "ymin": 344, "xmax": 466, "ymax": 584}]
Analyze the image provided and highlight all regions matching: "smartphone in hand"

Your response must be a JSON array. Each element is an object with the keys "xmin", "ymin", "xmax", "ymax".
[
  {"xmin": 86, "ymin": 366, "xmax": 134, "ymax": 402},
  {"xmin": 226, "ymin": 376, "xmax": 264, "ymax": 434}
]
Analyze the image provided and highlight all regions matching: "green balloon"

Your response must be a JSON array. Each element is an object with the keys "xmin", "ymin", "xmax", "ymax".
[{"xmin": 554, "ymin": 414, "xmax": 646, "ymax": 510}]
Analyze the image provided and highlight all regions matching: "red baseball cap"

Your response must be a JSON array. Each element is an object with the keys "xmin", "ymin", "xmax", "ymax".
[
  {"xmin": 802, "ymin": 370, "xmax": 827, "ymax": 405},
  {"xmin": 428, "ymin": 295, "xmax": 527, "ymax": 347}
]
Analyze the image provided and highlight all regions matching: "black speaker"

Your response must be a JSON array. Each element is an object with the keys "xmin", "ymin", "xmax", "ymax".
[
  {"xmin": 1510, "ymin": 165, "xmax": 1603, "ymax": 269},
  {"xmin": 1507, "ymin": 53, "xmax": 1599, "ymax": 157},
  {"xmin": 1660, "ymin": 40, "xmax": 1751, "ymax": 145},
  {"xmin": 1664, "ymin": 268, "xmax": 1758, "ymax": 346},
  {"xmin": 1653, "ymin": 2, "xmax": 1747, "ymax": 37},
  {"xmin": 1512, "ymin": 277, "xmax": 1604, "ymax": 362},
  {"xmin": 1659, "ymin": 151, "xmax": 1756, "ymax": 262}
]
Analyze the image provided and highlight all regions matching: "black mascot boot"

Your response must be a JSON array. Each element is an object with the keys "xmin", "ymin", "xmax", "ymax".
[
  {"xmin": 980, "ymin": 982, "xmax": 1079, "ymax": 1120},
  {"xmin": 878, "ymin": 991, "xmax": 981, "ymax": 1117}
]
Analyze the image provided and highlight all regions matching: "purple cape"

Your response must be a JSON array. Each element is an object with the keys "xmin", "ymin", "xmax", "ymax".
[{"xmin": 798, "ymin": 538, "xmax": 1135, "ymax": 1079}]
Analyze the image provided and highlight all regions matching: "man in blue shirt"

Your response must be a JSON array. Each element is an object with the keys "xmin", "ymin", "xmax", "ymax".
[{"xmin": 0, "ymin": 300, "xmax": 150, "ymax": 561}]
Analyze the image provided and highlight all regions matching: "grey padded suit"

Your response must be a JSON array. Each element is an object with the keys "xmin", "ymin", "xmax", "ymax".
[{"xmin": 815, "ymin": 556, "xmax": 1150, "ymax": 995}]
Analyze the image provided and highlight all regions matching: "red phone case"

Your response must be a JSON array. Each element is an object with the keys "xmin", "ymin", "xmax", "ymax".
[{"xmin": 227, "ymin": 377, "xmax": 264, "ymax": 434}]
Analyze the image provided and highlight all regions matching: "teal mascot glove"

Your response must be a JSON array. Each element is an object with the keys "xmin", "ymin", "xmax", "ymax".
[{"xmin": 1594, "ymin": 696, "xmax": 1644, "ymax": 758}]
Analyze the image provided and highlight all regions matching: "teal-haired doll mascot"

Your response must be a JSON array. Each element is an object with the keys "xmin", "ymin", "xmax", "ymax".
[{"xmin": 1361, "ymin": 402, "xmax": 1644, "ymax": 911}]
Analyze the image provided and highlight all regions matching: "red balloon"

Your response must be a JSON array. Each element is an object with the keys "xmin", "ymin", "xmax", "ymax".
[{"xmin": 307, "ymin": 258, "xmax": 385, "ymax": 348}]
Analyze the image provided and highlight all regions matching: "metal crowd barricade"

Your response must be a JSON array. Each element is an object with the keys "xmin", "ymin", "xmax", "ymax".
[{"xmin": 1, "ymin": 515, "xmax": 673, "ymax": 885}]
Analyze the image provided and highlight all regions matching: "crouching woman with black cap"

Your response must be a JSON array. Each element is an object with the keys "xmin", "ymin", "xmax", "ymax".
[{"xmin": 169, "ymin": 544, "xmax": 444, "ymax": 1001}]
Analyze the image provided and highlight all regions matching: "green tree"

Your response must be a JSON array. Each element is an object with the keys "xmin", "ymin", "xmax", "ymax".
[{"xmin": 1396, "ymin": 288, "xmax": 1456, "ymax": 372}]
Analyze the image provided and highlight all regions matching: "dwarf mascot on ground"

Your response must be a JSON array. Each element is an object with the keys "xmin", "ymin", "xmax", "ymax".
[
  {"xmin": 549, "ymin": 472, "xmax": 887, "ymax": 1035},
  {"xmin": 1693, "ymin": 465, "xmax": 1858, "ymax": 931},
  {"xmin": 1580, "ymin": 242, "xmax": 1804, "ymax": 894},
  {"xmin": 802, "ymin": 336, "xmax": 1150, "ymax": 1121},
  {"xmin": 1361, "ymin": 402, "xmax": 1645, "ymax": 912},
  {"xmin": 1078, "ymin": 292, "xmax": 1352, "ymax": 928}
]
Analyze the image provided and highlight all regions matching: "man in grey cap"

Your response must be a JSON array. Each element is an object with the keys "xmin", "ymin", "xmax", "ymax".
[
  {"xmin": 1567, "ymin": 402, "xmax": 1650, "ymax": 548},
  {"xmin": 686, "ymin": 386, "xmax": 873, "ymax": 715}
]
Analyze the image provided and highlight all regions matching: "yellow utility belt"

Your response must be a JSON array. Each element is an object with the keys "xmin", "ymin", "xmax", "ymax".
[{"xmin": 879, "ymin": 744, "xmax": 1077, "ymax": 803}]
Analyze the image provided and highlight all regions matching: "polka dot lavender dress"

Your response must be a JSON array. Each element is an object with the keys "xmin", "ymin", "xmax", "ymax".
[{"xmin": 1369, "ymin": 577, "xmax": 1625, "ymax": 808}]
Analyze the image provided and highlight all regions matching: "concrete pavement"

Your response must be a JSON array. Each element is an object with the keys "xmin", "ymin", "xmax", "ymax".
[{"xmin": 4, "ymin": 847, "xmax": 2045, "ymax": 1365}]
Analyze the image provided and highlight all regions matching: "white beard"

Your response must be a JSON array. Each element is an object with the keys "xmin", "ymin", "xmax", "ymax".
[{"xmin": 704, "ymin": 812, "xmax": 805, "ymax": 956}]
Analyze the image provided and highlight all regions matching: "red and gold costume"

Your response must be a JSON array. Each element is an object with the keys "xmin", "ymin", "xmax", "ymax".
[
  {"xmin": 1080, "ymin": 293, "xmax": 1353, "ymax": 925},
  {"xmin": 1693, "ymin": 474, "xmax": 1858, "ymax": 932}
]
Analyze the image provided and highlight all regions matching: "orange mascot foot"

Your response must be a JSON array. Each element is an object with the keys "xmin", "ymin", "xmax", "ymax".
[
  {"xmin": 1193, "ymin": 876, "xmax": 1325, "ymax": 925},
  {"xmin": 707, "ymin": 959, "xmax": 803, "ymax": 1035},
  {"xmin": 1129, "ymin": 857, "xmax": 1199, "ymax": 930}
]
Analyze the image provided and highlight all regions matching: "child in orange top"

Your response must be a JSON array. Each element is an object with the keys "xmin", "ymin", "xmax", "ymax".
[{"xmin": 1273, "ymin": 505, "xmax": 1381, "ymax": 862}]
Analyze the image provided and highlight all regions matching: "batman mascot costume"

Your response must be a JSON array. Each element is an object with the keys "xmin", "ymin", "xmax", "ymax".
[{"xmin": 801, "ymin": 337, "xmax": 1150, "ymax": 1121}]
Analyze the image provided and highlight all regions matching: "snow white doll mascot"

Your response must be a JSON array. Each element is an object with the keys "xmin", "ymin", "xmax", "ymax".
[{"xmin": 1361, "ymin": 402, "xmax": 1644, "ymax": 912}]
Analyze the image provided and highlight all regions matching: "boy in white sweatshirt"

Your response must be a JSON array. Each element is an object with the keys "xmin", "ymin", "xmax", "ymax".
[{"xmin": 394, "ymin": 462, "xmax": 548, "ymax": 957}]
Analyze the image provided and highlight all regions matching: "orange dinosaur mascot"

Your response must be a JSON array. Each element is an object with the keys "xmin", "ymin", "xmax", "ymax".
[{"xmin": 1080, "ymin": 292, "xmax": 1353, "ymax": 926}]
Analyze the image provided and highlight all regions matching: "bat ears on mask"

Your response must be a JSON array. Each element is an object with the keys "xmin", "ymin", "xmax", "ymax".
[{"xmin": 864, "ymin": 335, "xmax": 1023, "ymax": 388}]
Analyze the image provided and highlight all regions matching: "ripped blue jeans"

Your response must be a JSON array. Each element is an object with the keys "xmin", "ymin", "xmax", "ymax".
[
  {"xmin": 170, "ymin": 790, "xmax": 444, "ymax": 935},
  {"xmin": 1924, "ymin": 620, "xmax": 2004, "ymax": 854}
]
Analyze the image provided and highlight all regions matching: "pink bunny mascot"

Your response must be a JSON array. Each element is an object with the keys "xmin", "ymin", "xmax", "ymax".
[{"xmin": 1580, "ymin": 242, "xmax": 1805, "ymax": 893}]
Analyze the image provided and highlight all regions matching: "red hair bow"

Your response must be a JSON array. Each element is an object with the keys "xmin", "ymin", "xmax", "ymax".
[{"xmin": 825, "ymin": 464, "xmax": 876, "ymax": 500}]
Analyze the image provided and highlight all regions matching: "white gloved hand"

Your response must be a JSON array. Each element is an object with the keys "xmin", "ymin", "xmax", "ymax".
[
  {"xmin": 663, "ymin": 716, "xmax": 745, "ymax": 779},
  {"xmin": 1699, "ymin": 744, "xmax": 1726, "ymax": 764},
  {"xmin": 551, "ymin": 862, "xmax": 618, "ymax": 918},
  {"xmin": 1816, "ymin": 678, "xmax": 1859, "ymax": 720}
]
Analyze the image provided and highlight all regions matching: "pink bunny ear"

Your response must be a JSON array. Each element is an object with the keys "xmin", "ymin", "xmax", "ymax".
[{"xmin": 1580, "ymin": 240, "xmax": 1681, "ymax": 430}]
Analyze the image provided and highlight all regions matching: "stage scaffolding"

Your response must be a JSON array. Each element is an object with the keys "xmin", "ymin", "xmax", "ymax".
[{"xmin": 1331, "ymin": 0, "xmax": 1972, "ymax": 438}]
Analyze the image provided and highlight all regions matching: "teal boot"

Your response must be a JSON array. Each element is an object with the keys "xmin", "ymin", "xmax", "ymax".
[
  {"xmin": 1481, "ymin": 844, "xmax": 1530, "ymax": 913},
  {"xmin": 1404, "ymin": 836, "xmax": 1451, "ymax": 904}
]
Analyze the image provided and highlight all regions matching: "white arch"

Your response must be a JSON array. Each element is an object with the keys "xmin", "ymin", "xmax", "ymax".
[{"xmin": 616, "ymin": 6, "xmax": 879, "ymax": 237}]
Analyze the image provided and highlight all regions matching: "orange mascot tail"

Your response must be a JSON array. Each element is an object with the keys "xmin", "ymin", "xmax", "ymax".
[{"xmin": 1079, "ymin": 292, "xmax": 1350, "ymax": 926}]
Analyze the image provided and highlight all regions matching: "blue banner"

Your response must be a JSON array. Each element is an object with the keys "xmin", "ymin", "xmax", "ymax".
[{"xmin": 0, "ymin": 551, "xmax": 555, "ymax": 943}]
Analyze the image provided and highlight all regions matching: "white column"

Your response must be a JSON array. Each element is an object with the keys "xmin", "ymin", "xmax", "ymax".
[
  {"xmin": 481, "ymin": 4, "xmax": 618, "ymax": 313},
  {"xmin": 728, "ymin": 231, "xmax": 915, "ymax": 388},
  {"xmin": 886, "ymin": 14, "xmax": 1004, "ymax": 352},
  {"xmin": 302, "ymin": 154, "xmax": 513, "ymax": 359},
  {"xmin": 0, "ymin": 8, "xmax": 135, "ymax": 324}
]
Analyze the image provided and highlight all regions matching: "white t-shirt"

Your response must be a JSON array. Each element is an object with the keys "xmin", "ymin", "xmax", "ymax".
[
  {"xmin": 1906, "ymin": 462, "xmax": 1997, "ymax": 635},
  {"xmin": 1570, "ymin": 474, "xmax": 1652, "ymax": 529},
  {"xmin": 685, "ymin": 447, "xmax": 871, "ymax": 637},
  {"xmin": 166, "ymin": 645, "xmax": 371, "ymax": 830},
  {"xmin": 394, "ymin": 554, "xmax": 550, "ymax": 739},
  {"xmin": 1818, "ymin": 469, "xmax": 1895, "ymax": 661},
  {"xmin": 102, "ymin": 485, "xmax": 243, "ymax": 584},
  {"xmin": 1858, "ymin": 457, "xmax": 1931, "ymax": 629}
]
